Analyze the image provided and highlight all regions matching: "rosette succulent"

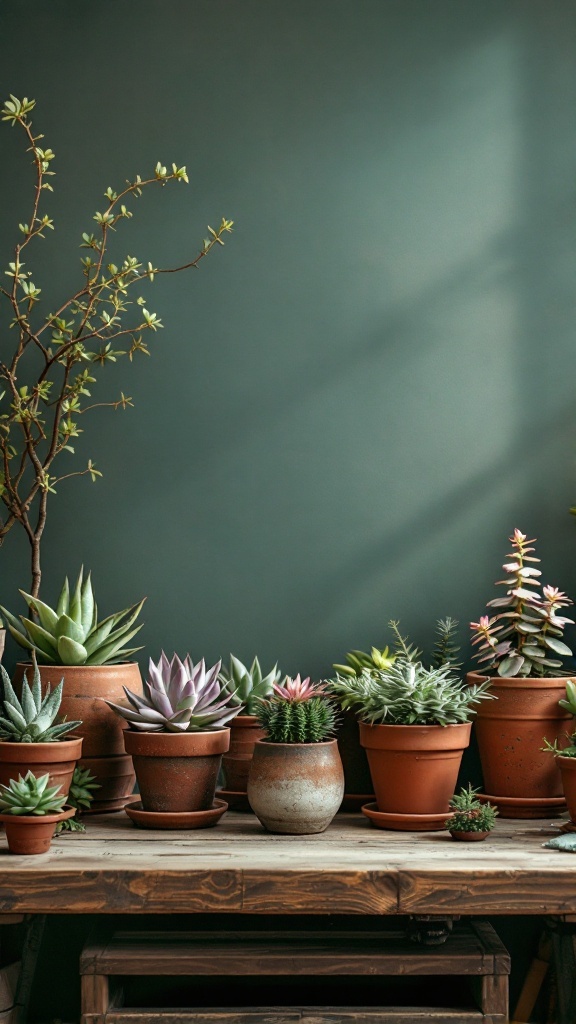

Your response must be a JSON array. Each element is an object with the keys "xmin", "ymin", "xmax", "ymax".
[
  {"xmin": 105, "ymin": 652, "xmax": 242, "ymax": 732},
  {"xmin": 0, "ymin": 771, "xmax": 67, "ymax": 816},
  {"xmin": 219, "ymin": 656, "xmax": 281, "ymax": 714},
  {"xmin": 0, "ymin": 568, "xmax": 145, "ymax": 666},
  {"xmin": 272, "ymin": 674, "xmax": 319, "ymax": 702},
  {"xmin": 0, "ymin": 664, "xmax": 81, "ymax": 742}
]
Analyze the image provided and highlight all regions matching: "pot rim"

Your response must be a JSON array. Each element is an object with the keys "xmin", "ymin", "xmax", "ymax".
[
  {"xmin": 0, "ymin": 735, "xmax": 83, "ymax": 753},
  {"xmin": 557, "ymin": 755, "xmax": 576, "ymax": 768},
  {"xmin": 0, "ymin": 805, "xmax": 75, "ymax": 825},
  {"xmin": 358, "ymin": 721, "xmax": 472, "ymax": 732},
  {"xmin": 466, "ymin": 672, "xmax": 576, "ymax": 687},
  {"xmin": 124, "ymin": 726, "xmax": 230, "ymax": 756},
  {"xmin": 16, "ymin": 660, "xmax": 140, "ymax": 671},
  {"xmin": 254, "ymin": 738, "xmax": 338, "ymax": 749}
]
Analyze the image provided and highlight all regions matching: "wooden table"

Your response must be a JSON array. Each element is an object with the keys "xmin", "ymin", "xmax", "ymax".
[{"xmin": 0, "ymin": 813, "xmax": 573, "ymax": 917}]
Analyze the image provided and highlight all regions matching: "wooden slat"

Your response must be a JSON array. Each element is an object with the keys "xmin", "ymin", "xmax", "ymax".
[{"xmin": 103, "ymin": 1010, "xmax": 485, "ymax": 1024}]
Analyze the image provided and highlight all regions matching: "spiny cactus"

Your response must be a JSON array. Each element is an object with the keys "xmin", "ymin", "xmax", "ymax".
[
  {"xmin": 0, "ymin": 664, "xmax": 81, "ymax": 742},
  {"xmin": 0, "ymin": 771, "xmax": 67, "ymax": 815},
  {"xmin": 219, "ymin": 656, "xmax": 281, "ymax": 715},
  {"xmin": 255, "ymin": 694, "xmax": 338, "ymax": 743}
]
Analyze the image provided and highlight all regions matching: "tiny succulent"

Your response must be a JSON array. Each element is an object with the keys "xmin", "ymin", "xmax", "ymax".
[
  {"xmin": 470, "ymin": 529, "xmax": 574, "ymax": 678},
  {"xmin": 0, "ymin": 568, "xmax": 145, "ymax": 666},
  {"xmin": 255, "ymin": 676, "xmax": 338, "ymax": 743},
  {"xmin": 219, "ymin": 656, "xmax": 281, "ymax": 715},
  {"xmin": 0, "ymin": 771, "xmax": 67, "ymax": 816},
  {"xmin": 0, "ymin": 664, "xmax": 81, "ymax": 742},
  {"xmin": 55, "ymin": 765, "xmax": 99, "ymax": 833},
  {"xmin": 105, "ymin": 652, "xmax": 242, "ymax": 732},
  {"xmin": 446, "ymin": 785, "xmax": 498, "ymax": 833},
  {"xmin": 332, "ymin": 645, "xmax": 395, "ymax": 679}
]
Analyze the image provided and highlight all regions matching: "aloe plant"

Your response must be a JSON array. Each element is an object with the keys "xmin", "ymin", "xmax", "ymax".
[
  {"xmin": 0, "ymin": 568, "xmax": 144, "ymax": 666},
  {"xmin": 333, "ymin": 645, "xmax": 395, "ymax": 679},
  {"xmin": 219, "ymin": 656, "xmax": 281, "ymax": 715},
  {"xmin": 0, "ymin": 663, "xmax": 80, "ymax": 742},
  {"xmin": 0, "ymin": 771, "xmax": 67, "ymax": 815}
]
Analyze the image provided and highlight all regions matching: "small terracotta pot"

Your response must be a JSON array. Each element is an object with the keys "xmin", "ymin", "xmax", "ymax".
[
  {"xmin": 359, "ymin": 722, "xmax": 472, "ymax": 815},
  {"xmin": 222, "ymin": 715, "xmax": 267, "ymax": 792},
  {"xmin": 0, "ymin": 736, "xmax": 82, "ymax": 799},
  {"xmin": 558, "ymin": 756, "xmax": 576, "ymax": 823},
  {"xmin": 449, "ymin": 830, "xmax": 490, "ymax": 842},
  {"xmin": 469, "ymin": 673, "xmax": 572, "ymax": 800},
  {"xmin": 123, "ymin": 729, "xmax": 230, "ymax": 813},
  {"xmin": 247, "ymin": 739, "xmax": 344, "ymax": 834},
  {"xmin": 0, "ymin": 806, "xmax": 75, "ymax": 854},
  {"xmin": 336, "ymin": 710, "xmax": 374, "ymax": 807},
  {"xmin": 78, "ymin": 754, "xmax": 135, "ymax": 814}
]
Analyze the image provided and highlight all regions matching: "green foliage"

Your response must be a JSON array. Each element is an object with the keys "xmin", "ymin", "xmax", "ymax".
[
  {"xmin": 543, "ymin": 735, "xmax": 576, "ymax": 758},
  {"xmin": 432, "ymin": 618, "xmax": 462, "ymax": 671},
  {"xmin": 0, "ymin": 663, "xmax": 80, "ymax": 742},
  {"xmin": 255, "ymin": 695, "xmax": 339, "ymax": 743},
  {"xmin": 446, "ymin": 785, "xmax": 498, "ymax": 833},
  {"xmin": 55, "ymin": 765, "xmax": 99, "ymax": 833},
  {"xmin": 333, "ymin": 645, "xmax": 395, "ymax": 679},
  {"xmin": 470, "ymin": 529, "xmax": 574, "ymax": 678},
  {"xmin": 1, "ymin": 568, "xmax": 145, "ymax": 665},
  {"xmin": 0, "ymin": 771, "xmax": 66, "ymax": 815},
  {"xmin": 560, "ymin": 679, "xmax": 576, "ymax": 717},
  {"xmin": 219, "ymin": 656, "xmax": 281, "ymax": 715}
]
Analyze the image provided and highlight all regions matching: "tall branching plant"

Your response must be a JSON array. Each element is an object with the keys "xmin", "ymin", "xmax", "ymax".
[{"xmin": 0, "ymin": 95, "xmax": 233, "ymax": 597}]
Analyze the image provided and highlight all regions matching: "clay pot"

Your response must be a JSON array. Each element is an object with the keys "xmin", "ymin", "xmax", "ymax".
[
  {"xmin": 558, "ymin": 756, "xmax": 576, "ymax": 823},
  {"xmin": 222, "ymin": 715, "xmax": 267, "ymax": 792},
  {"xmin": 247, "ymin": 739, "xmax": 344, "ymax": 834},
  {"xmin": 0, "ymin": 736, "xmax": 82, "ymax": 799},
  {"xmin": 123, "ymin": 729, "xmax": 230, "ymax": 813},
  {"xmin": 449, "ymin": 830, "xmax": 490, "ymax": 842},
  {"xmin": 359, "ymin": 722, "xmax": 472, "ymax": 815},
  {"xmin": 78, "ymin": 755, "xmax": 135, "ymax": 814},
  {"xmin": 0, "ymin": 806, "xmax": 75, "ymax": 855},
  {"xmin": 336, "ymin": 710, "xmax": 374, "ymax": 809},
  {"xmin": 469, "ymin": 673, "xmax": 572, "ymax": 801}
]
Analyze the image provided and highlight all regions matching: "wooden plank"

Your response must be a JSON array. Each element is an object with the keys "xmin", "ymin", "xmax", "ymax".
[
  {"xmin": 480, "ymin": 976, "xmax": 508, "ymax": 1016},
  {"xmin": 104, "ymin": 1011, "xmax": 485, "ymax": 1024},
  {"xmin": 468, "ymin": 922, "xmax": 510, "ymax": 974},
  {"xmin": 241, "ymin": 872, "xmax": 397, "ymax": 915},
  {"xmin": 81, "ymin": 975, "xmax": 109, "ymax": 1016},
  {"xmin": 397, "ymin": 870, "xmax": 576, "ymax": 915}
]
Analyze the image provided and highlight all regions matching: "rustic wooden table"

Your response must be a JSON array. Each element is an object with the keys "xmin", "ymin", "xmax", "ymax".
[{"xmin": 0, "ymin": 813, "xmax": 573, "ymax": 917}]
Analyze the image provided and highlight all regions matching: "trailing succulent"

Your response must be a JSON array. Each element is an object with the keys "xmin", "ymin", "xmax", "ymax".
[
  {"xmin": 328, "ymin": 620, "xmax": 492, "ymax": 726},
  {"xmin": 219, "ymin": 656, "xmax": 281, "ymax": 715},
  {"xmin": 0, "ymin": 664, "xmax": 80, "ymax": 742},
  {"xmin": 0, "ymin": 568, "xmax": 145, "ymax": 666},
  {"xmin": 446, "ymin": 785, "xmax": 498, "ymax": 833},
  {"xmin": 105, "ymin": 652, "xmax": 242, "ymax": 732},
  {"xmin": 470, "ymin": 529, "xmax": 574, "ymax": 678},
  {"xmin": 0, "ymin": 771, "xmax": 67, "ymax": 816},
  {"xmin": 55, "ymin": 765, "xmax": 99, "ymax": 834},
  {"xmin": 255, "ymin": 675, "xmax": 339, "ymax": 743}
]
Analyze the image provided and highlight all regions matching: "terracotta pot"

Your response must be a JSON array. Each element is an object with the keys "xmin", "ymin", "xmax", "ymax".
[
  {"xmin": 336, "ymin": 710, "xmax": 374, "ymax": 807},
  {"xmin": 78, "ymin": 754, "xmax": 135, "ymax": 814},
  {"xmin": 0, "ymin": 806, "xmax": 75, "ymax": 855},
  {"xmin": 123, "ymin": 729, "xmax": 230, "ymax": 813},
  {"xmin": 449, "ymin": 830, "xmax": 490, "ymax": 842},
  {"xmin": 359, "ymin": 722, "xmax": 472, "ymax": 815},
  {"xmin": 222, "ymin": 715, "xmax": 267, "ymax": 792},
  {"xmin": 469, "ymin": 673, "xmax": 572, "ymax": 800},
  {"xmin": 558, "ymin": 756, "xmax": 576, "ymax": 823},
  {"xmin": 247, "ymin": 739, "xmax": 344, "ymax": 834},
  {"xmin": 0, "ymin": 736, "xmax": 82, "ymax": 798}
]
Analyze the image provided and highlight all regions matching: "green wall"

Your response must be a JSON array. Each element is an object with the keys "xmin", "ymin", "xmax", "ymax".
[{"xmin": 1, "ymin": 0, "xmax": 576, "ymax": 678}]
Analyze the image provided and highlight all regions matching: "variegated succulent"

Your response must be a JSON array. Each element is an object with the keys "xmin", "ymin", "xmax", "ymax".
[
  {"xmin": 219, "ymin": 656, "xmax": 281, "ymax": 715},
  {"xmin": 0, "ymin": 664, "xmax": 81, "ymax": 742},
  {"xmin": 105, "ymin": 652, "xmax": 242, "ymax": 732}
]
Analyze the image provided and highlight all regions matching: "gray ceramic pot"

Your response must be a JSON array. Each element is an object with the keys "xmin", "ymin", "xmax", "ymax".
[{"xmin": 247, "ymin": 739, "xmax": 344, "ymax": 834}]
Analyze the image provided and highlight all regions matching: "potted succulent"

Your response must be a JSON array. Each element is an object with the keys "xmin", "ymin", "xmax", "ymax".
[
  {"xmin": 247, "ymin": 675, "xmax": 343, "ymax": 835},
  {"xmin": 1, "ymin": 570, "xmax": 143, "ymax": 811},
  {"xmin": 0, "ymin": 664, "xmax": 82, "ymax": 798},
  {"xmin": 105, "ymin": 652, "xmax": 241, "ymax": 827},
  {"xmin": 55, "ymin": 765, "xmax": 99, "ymax": 833},
  {"xmin": 218, "ymin": 655, "xmax": 281, "ymax": 806},
  {"xmin": 0, "ymin": 771, "xmax": 75, "ymax": 854},
  {"xmin": 543, "ymin": 680, "xmax": 576, "ymax": 824},
  {"xmin": 446, "ymin": 785, "xmax": 498, "ymax": 842},
  {"xmin": 330, "ymin": 621, "xmax": 492, "ymax": 831},
  {"xmin": 469, "ymin": 529, "xmax": 575, "ymax": 817}
]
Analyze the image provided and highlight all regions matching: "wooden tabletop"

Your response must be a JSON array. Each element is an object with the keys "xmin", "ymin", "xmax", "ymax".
[{"xmin": 0, "ymin": 813, "xmax": 574, "ymax": 917}]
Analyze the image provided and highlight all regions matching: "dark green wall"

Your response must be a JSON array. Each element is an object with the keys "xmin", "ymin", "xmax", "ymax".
[{"xmin": 1, "ymin": 0, "xmax": 576, "ymax": 678}]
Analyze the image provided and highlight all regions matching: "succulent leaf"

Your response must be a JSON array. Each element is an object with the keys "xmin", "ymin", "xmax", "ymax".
[
  {"xmin": 57, "ymin": 636, "xmax": 88, "ymax": 665},
  {"xmin": 0, "ymin": 665, "xmax": 80, "ymax": 742}
]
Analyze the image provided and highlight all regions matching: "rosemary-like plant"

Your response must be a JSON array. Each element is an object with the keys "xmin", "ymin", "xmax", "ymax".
[{"xmin": 446, "ymin": 785, "xmax": 498, "ymax": 833}]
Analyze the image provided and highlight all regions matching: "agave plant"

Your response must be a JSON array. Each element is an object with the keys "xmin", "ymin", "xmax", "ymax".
[
  {"xmin": 219, "ymin": 656, "xmax": 281, "ymax": 714},
  {"xmin": 0, "ymin": 568, "xmax": 145, "ymax": 666},
  {"xmin": 105, "ymin": 652, "xmax": 242, "ymax": 732},
  {"xmin": 0, "ymin": 771, "xmax": 67, "ymax": 815},
  {"xmin": 0, "ymin": 664, "xmax": 81, "ymax": 742}
]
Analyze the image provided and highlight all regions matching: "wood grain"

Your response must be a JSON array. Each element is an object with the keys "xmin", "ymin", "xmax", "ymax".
[{"xmin": 101, "ymin": 1011, "xmax": 487, "ymax": 1024}]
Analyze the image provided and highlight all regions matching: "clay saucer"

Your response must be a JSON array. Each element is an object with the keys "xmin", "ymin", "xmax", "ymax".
[
  {"xmin": 361, "ymin": 802, "xmax": 450, "ymax": 832},
  {"xmin": 125, "ymin": 798, "xmax": 228, "ymax": 830},
  {"xmin": 339, "ymin": 793, "xmax": 375, "ymax": 813},
  {"xmin": 216, "ymin": 789, "xmax": 251, "ymax": 812},
  {"xmin": 477, "ymin": 793, "xmax": 566, "ymax": 819}
]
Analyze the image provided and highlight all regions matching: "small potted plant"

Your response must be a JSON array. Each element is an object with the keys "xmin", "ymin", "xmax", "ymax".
[
  {"xmin": 247, "ymin": 675, "xmax": 343, "ymax": 835},
  {"xmin": 446, "ymin": 785, "xmax": 498, "ymax": 842},
  {"xmin": 0, "ymin": 771, "xmax": 75, "ymax": 854},
  {"xmin": 55, "ymin": 765, "xmax": 99, "ymax": 834},
  {"xmin": 218, "ymin": 656, "xmax": 281, "ymax": 806},
  {"xmin": 330, "ymin": 621, "xmax": 492, "ymax": 830},
  {"xmin": 543, "ymin": 680, "xmax": 576, "ymax": 824},
  {"xmin": 0, "ymin": 664, "xmax": 82, "ymax": 798},
  {"xmin": 469, "ymin": 529, "xmax": 574, "ymax": 816},
  {"xmin": 105, "ymin": 653, "xmax": 242, "ymax": 827}
]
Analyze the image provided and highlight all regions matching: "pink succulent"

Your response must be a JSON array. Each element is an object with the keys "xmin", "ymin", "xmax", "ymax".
[{"xmin": 272, "ymin": 674, "xmax": 320, "ymax": 702}]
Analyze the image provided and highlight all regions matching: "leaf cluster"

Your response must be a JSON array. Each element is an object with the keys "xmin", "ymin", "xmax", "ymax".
[
  {"xmin": 254, "ymin": 695, "xmax": 339, "ymax": 743},
  {"xmin": 55, "ymin": 765, "xmax": 99, "ymax": 833},
  {"xmin": 446, "ymin": 785, "xmax": 498, "ymax": 833},
  {"xmin": 219, "ymin": 655, "xmax": 281, "ymax": 714},
  {"xmin": 0, "ymin": 770, "xmax": 66, "ymax": 816},
  {"xmin": 0, "ymin": 664, "xmax": 80, "ymax": 742},
  {"xmin": 333, "ymin": 645, "xmax": 395, "ymax": 679}
]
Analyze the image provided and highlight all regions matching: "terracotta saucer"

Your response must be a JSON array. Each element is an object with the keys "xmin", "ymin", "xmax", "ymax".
[
  {"xmin": 216, "ymin": 789, "xmax": 251, "ymax": 812},
  {"xmin": 125, "ymin": 799, "xmax": 228, "ymax": 830},
  {"xmin": 339, "ymin": 793, "xmax": 375, "ymax": 813},
  {"xmin": 361, "ymin": 802, "xmax": 450, "ymax": 832},
  {"xmin": 477, "ymin": 793, "xmax": 567, "ymax": 819}
]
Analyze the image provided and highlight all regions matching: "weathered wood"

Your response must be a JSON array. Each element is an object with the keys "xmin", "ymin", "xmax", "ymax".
[
  {"xmin": 102, "ymin": 1011, "xmax": 487, "ymax": 1024},
  {"xmin": 81, "ymin": 974, "xmax": 109, "ymax": 1015},
  {"xmin": 479, "ymin": 976, "xmax": 508, "ymax": 1016}
]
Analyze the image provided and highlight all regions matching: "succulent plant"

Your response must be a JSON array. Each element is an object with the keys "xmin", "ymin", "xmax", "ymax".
[
  {"xmin": 105, "ymin": 652, "xmax": 241, "ymax": 732},
  {"xmin": 0, "ymin": 771, "xmax": 67, "ymax": 816},
  {"xmin": 55, "ymin": 765, "xmax": 99, "ymax": 833},
  {"xmin": 272, "ymin": 674, "xmax": 319, "ymax": 702},
  {"xmin": 446, "ymin": 785, "xmax": 498, "ymax": 833},
  {"xmin": 0, "ymin": 568, "xmax": 145, "ymax": 667},
  {"xmin": 470, "ymin": 529, "xmax": 574, "ymax": 678},
  {"xmin": 0, "ymin": 664, "xmax": 81, "ymax": 742},
  {"xmin": 255, "ymin": 693, "xmax": 338, "ymax": 744},
  {"xmin": 219, "ymin": 656, "xmax": 281, "ymax": 715},
  {"xmin": 332, "ymin": 645, "xmax": 395, "ymax": 679}
]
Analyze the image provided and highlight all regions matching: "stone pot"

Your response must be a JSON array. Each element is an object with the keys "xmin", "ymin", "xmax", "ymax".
[
  {"xmin": 78, "ymin": 754, "xmax": 135, "ymax": 814},
  {"xmin": 558, "ymin": 756, "xmax": 576, "ymax": 823},
  {"xmin": 0, "ymin": 806, "xmax": 75, "ymax": 855},
  {"xmin": 123, "ymin": 728, "xmax": 230, "ymax": 813},
  {"xmin": 0, "ymin": 736, "xmax": 83, "ymax": 798},
  {"xmin": 222, "ymin": 715, "xmax": 267, "ymax": 792},
  {"xmin": 247, "ymin": 739, "xmax": 344, "ymax": 834},
  {"xmin": 359, "ymin": 721, "xmax": 472, "ymax": 816}
]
